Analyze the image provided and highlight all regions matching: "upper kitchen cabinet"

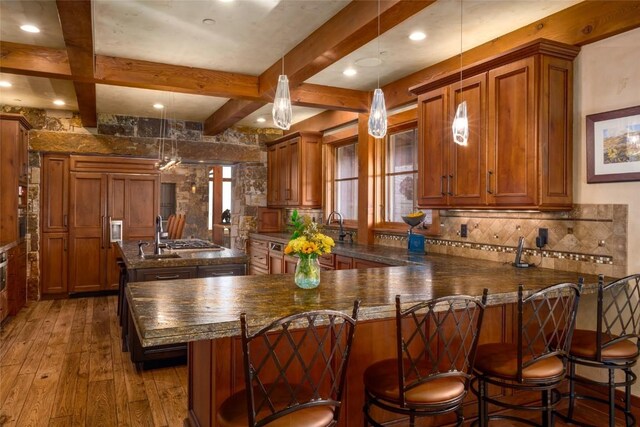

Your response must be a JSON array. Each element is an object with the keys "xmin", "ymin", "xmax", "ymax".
[
  {"xmin": 0, "ymin": 114, "xmax": 31, "ymax": 246},
  {"xmin": 411, "ymin": 39, "xmax": 579, "ymax": 211},
  {"xmin": 267, "ymin": 131, "xmax": 322, "ymax": 208}
]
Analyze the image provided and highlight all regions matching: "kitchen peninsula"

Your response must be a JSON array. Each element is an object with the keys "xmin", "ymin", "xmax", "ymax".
[{"xmin": 125, "ymin": 254, "xmax": 603, "ymax": 426}]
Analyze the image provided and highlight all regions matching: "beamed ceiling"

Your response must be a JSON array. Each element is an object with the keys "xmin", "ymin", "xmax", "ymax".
[{"xmin": 0, "ymin": 0, "xmax": 639, "ymax": 134}]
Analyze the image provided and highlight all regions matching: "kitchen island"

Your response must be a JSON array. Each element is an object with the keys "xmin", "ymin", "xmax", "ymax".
[
  {"xmin": 117, "ymin": 240, "xmax": 248, "ymax": 367},
  {"xmin": 125, "ymin": 253, "xmax": 604, "ymax": 426}
]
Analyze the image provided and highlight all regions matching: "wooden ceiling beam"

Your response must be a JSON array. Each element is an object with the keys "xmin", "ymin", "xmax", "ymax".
[
  {"xmin": 383, "ymin": 0, "xmax": 640, "ymax": 109},
  {"xmin": 204, "ymin": 0, "xmax": 435, "ymax": 136},
  {"xmin": 56, "ymin": 0, "xmax": 97, "ymax": 126},
  {"xmin": 203, "ymin": 100, "xmax": 264, "ymax": 136},
  {"xmin": 289, "ymin": 110, "xmax": 359, "ymax": 134},
  {"xmin": 0, "ymin": 42, "xmax": 72, "ymax": 79},
  {"xmin": 94, "ymin": 55, "xmax": 261, "ymax": 100},
  {"xmin": 291, "ymin": 83, "xmax": 368, "ymax": 112}
]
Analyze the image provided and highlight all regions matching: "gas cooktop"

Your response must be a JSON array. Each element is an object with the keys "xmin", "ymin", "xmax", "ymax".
[{"xmin": 163, "ymin": 239, "xmax": 221, "ymax": 250}]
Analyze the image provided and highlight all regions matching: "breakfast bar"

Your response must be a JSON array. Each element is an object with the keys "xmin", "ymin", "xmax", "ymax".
[{"xmin": 125, "ymin": 254, "xmax": 603, "ymax": 426}]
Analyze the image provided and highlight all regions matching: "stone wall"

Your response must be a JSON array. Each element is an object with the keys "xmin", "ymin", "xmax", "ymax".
[{"xmin": 1, "ymin": 105, "xmax": 279, "ymax": 300}]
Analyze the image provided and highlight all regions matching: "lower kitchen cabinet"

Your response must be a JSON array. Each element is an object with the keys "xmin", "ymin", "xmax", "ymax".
[
  {"xmin": 7, "ymin": 242, "xmax": 26, "ymax": 315},
  {"xmin": 41, "ymin": 233, "xmax": 68, "ymax": 295},
  {"xmin": 335, "ymin": 255, "xmax": 353, "ymax": 270},
  {"xmin": 198, "ymin": 264, "xmax": 246, "ymax": 278}
]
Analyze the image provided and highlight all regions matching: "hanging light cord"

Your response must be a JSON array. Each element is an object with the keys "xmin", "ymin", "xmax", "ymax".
[
  {"xmin": 377, "ymin": 0, "xmax": 381, "ymax": 89},
  {"xmin": 459, "ymin": 0, "xmax": 463, "ymax": 91}
]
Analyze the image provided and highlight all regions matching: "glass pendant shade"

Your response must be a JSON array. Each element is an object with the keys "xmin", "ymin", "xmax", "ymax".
[
  {"xmin": 368, "ymin": 88, "xmax": 388, "ymax": 138},
  {"xmin": 452, "ymin": 100, "xmax": 469, "ymax": 146},
  {"xmin": 272, "ymin": 74, "xmax": 292, "ymax": 130}
]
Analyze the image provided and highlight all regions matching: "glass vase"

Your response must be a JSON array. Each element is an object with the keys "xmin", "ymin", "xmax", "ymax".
[{"xmin": 294, "ymin": 255, "xmax": 321, "ymax": 289}]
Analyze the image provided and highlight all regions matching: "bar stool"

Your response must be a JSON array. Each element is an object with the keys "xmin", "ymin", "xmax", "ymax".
[
  {"xmin": 562, "ymin": 274, "xmax": 640, "ymax": 427},
  {"xmin": 363, "ymin": 290, "xmax": 488, "ymax": 426},
  {"xmin": 217, "ymin": 300, "xmax": 360, "ymax": 427},
  {"xmin": 473, "ymin": 282, "xmax": 582, "ymax": 427}
]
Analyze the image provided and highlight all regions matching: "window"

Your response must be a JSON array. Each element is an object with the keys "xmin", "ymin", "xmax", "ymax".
[
  {"xmin": 208, "ymin": 166, "xmax": 232, "ymax": 230},
  {"xmin": 333, "ymin": 142, "xmax": 358, "ymax": 221},
  {"xmin": 160, "ymin": 183, "xmax": 176, "ymax": 221},
  {"xmin": 384, "ymin": 128, "xmax": 418, "ymax": 223}
]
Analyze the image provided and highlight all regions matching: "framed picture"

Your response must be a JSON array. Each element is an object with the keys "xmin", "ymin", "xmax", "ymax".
[{"xmin": 586, "ymin": 105, "xmax": 640, "ymax": 183}]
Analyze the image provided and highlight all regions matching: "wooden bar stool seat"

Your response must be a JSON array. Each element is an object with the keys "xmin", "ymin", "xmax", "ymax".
[
  {"xmin": 218, "ymin": 384, "xmax": 334, "ymax": 427},
  {"xmin": 569, "ymin": 329, "xmax": 638, "ymax": 361},
  {"xmin": 472, "ymin": 282, "xmax": 582, "ymax": 427},
  {"xmin": 364, "ymin": 359, "xmax": 466, "ymax": 406},
  {"xmin": 561, "ymin": 274, "xmax": 640, "ymax": 427},
  {"xmin": 216, "ymin": 301, "xmax": 360, "ymax": 427},
  {"xmin": 363, "ymin": 290, "xmax": 488, "ymax": 426},
  {"xmin": 474, "ymin": 343, "xmax": 565, "ymax": 381}
]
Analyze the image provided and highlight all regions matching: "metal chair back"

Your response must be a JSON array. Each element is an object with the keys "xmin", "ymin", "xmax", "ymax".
[
  {"xmin": 517, "ymin": 282, "xmax": 582, "ymax": 382},
  {"xmin": 395, "ymin": 290, "xmax": 488, "ymax": 407},
  {"xmin": 597, "ymin": 274, "xmax": 640, "ymax": 361},
  {"xmin": 240, "ymin": 301, "xmax": 360, "ymax": 427}
]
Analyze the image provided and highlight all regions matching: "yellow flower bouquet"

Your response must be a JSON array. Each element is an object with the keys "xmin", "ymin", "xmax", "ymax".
[{"xmin": 284, "ymin": 211, "xmax": 334, "ymax": 288}]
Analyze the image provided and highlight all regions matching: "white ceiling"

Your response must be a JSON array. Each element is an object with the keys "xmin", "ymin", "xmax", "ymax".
[
  {"xmin": 308, "ymin": 0, "xmax": 581, "ymax": 90},
  {"xmin": 0, "ymin": 0, "xmax": 586, "ymax": 127},
  {"xmin": 236, "ymin": 103, "xmax": 324, "ymax": 128},
  {"xmin": 0, "ymin": 73, "xmax": 78, "ymax": 111}
]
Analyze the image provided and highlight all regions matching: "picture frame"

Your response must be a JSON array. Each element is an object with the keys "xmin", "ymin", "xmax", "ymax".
[{"xmin": 586, "ymin": 105, "xmax": 640, "ymax": 183}]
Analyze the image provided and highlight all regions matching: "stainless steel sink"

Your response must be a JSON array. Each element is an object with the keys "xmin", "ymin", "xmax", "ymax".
[{"xmin": 143, "ymin": 253, "xmax": 181, "ymax": 260}]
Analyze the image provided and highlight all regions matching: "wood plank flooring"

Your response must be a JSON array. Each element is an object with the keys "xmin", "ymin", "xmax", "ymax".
[
  {"xmin": 1, "ymin": 296, "xmax": 638, "ymax": 426},
  {"xmin": 0, "ymin": 296, "xmax": 187, "ymax": 426}
]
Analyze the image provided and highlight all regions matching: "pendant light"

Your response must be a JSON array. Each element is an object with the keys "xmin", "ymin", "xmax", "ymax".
[
  {"xmin": 272, "ymin": 1, "xmax": 292, "ymax": 130},
  {"xmin": 452, "ymin": 0, "xmax": 468, "ymax": 146},
  {"xmin": 368, "ymin": 0, "xmax": 387, "ymax": 139}
]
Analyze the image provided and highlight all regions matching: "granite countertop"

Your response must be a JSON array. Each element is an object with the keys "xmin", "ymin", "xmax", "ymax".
[
  {"xmin": 250, "ymin": 232, "xmax": 435, "ymax": 266},
  {"xmin": 126, "ymin": 253, "xmax": 602, "ymax": 347},
  {"xmin": 117, "ymin": 240, "xmax": 248, "ymax": 270}
]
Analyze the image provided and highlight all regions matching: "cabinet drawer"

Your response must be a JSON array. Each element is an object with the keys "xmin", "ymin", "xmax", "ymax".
[
  {"xmin": 249, "ymin": 251, "xmax": 268, "ymax": 269},
  {"xmin": 137, "ymin": 267, "xmax": 197, "ymax": 282},
  {"xmin": 197, "ymin": 264, "xmax": 246, "ymax": 278},
  {"xmin": 249, "ymin": 239, "xmax": 268, "ymax": 251},
  {"xmin": 319, "ymin": 253, "xmax": 335, "ymax": 269}
]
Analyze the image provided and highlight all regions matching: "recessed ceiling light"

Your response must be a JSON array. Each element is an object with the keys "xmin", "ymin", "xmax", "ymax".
[
  {"xmin": 153, "ymin": 103, "xmax": 164, "ymax": 109},
  {"xmin": 343, "ymin": 68, "xmax": 357, "ymax": 77},
  {"xmin": 20, "ymin": 24, "xmax": 40, "ymax": 33},
  {"xmin": 219, "ymin": 0, "xmax": 234, "ymax": 3},
  {"xmin": 256, "ymin": 117, "xmax": 266, "ymax": 123},
  {"xmin": 409, "ymin": 31, "xmax": 426, "ymax": 41},
  {"xmin": 0, "ymin": 81, "xmax": 12, "ymax": 88},
  {"xmin": 53, "ymin": 99, "xmax": 65, "ymax": 106},
  {"xmin": 355, "ymin": 57, "xmax": 383, "ymax": 67},
  {"xmin": 202, "ymin": 18, "xmax": 216, "ymax": 25},
  {"xmin": 13, "ymin": 99, "xmax": 22, "ymax": 102}
]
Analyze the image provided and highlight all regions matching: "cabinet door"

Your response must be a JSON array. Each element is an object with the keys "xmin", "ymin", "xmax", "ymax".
[
  {"xmin": 42, "ymin": 155, "xmax": 69, "ymax": 232},
  {"xmin": 286, "ymin": 138, "xmax": 300, "ymax": 206},
  {"xmin": 268, "ymin": 251, "xmax": 283, "ymax": 274},
  {"xmin": 449, "ymin": 74, "xmax": 487, "ymax": 206},
  {"xmin": 18, "ymin": 126, "xmax": 28, "ymax": 181},
  {"xmin": 277, "ymin": 142, "xmax": 291, "ymax": 206},
  {"xmin": 41, "ymin": 233, "xmax": 68, "ymax": 294},
  {"xmin": 0, "ymin": 120, "xmax": 19, "ymax": 245},
  {"xmin": 417, "ymin": 87, "xmax": 449, "ymax": 207},
  {"xmin": 487, "ymin": 58, "xmax": 537, "ymax": 206},
  {"xmin": 299, "ymin": 136, "xmax": 322, "ymax": 207},
  {"xmin": 267, "ymin": 146, "xmax": 279, "ymax": 206},
  {"xmin": 335, "ymin": 255, "xmax": 353, "ymax": 270},
  {"xmin": 284, "ymin": 256, "xmax": 298, "ymax": 274},
  {"xmin": 69, "ymin": 172, "xmax": 107, "ymax": 292},
  {"xmin": 352, "ymin": 258, "xmax": 388, "ymax": 269}
]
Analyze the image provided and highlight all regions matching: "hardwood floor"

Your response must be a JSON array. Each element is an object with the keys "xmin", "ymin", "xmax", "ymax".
[
  {"xmin": 1, "ymin": 296, "xmax": 637, "ymax": 426},
  {"xmin": 0, "ymin": 296, "xmax": 187, "ymax": 426}
]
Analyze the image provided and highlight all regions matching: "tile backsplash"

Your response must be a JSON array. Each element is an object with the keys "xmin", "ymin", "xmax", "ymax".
[{"xmin": 375, "ymin": 204, "xmax": 628, "ymax": 277}]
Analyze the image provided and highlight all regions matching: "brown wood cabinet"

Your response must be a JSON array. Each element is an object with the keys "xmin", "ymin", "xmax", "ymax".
[
  {"xmin": 0, "ymin": 114, "xmax": 31, "ymax": 246},
  {"xmin": 7, "ymin": 242, "xmax": 26, "ymax": 315},
  {"xmin": 335, "ymin": 254, "xmax": 353, "ymax": 270},
  {"xmin": 412, "ymin": 39, "xmax": 578, "ymax": 211},
  {"xmin": 41, "ymin": 155, "xmax": 160, "ymax": 295},
  {"xmin": 266, "ymin": 131, "xmax": 322, "ymax": 208}
]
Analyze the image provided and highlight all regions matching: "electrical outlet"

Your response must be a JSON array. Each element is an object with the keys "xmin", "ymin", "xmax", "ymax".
[
  {"xmin": 460, "ymin": 224, "xmax": 468, "ymax": 238},
  {"xmin": 538, "ymin": 228, "xmax": 548, "ymax": 247}
]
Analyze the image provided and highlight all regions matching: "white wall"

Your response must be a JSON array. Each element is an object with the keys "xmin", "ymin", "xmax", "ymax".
[
  {"xmin": 573, "ymin": 27, "xmax": 640, "ymax": 394},
  {"xmin": 574, "ymin": 28, "xmax": 640, "ymax": 275}
]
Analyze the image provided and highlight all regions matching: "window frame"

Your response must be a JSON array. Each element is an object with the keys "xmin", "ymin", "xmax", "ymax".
[
  {"xmin": 375, "ymin": 120, "xmax": 419, "ymax": 231},
  {"xmin": 325, "ymin": 135, "xmax": 359, "ymax": 228}
]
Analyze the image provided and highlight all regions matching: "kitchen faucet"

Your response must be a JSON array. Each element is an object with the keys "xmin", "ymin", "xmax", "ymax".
[
  {"xmin": 326, "ymin": 211, "xmax": 346, "ymax": 242},
  {"xmin": 154, "ymin": 215, "xmax": 163, "ymax": 255}
]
